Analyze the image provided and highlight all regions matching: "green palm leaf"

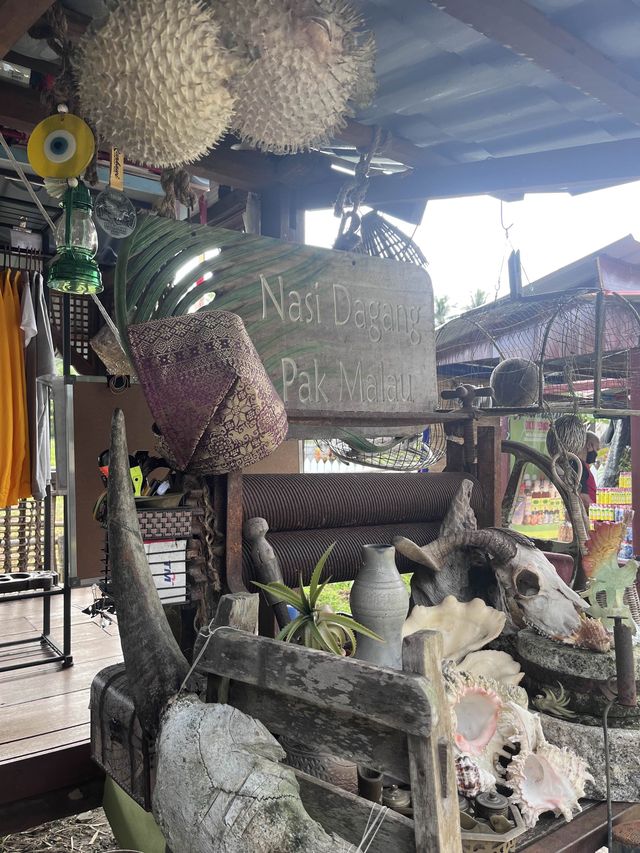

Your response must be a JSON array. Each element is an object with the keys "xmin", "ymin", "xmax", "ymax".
[
  {"xmin": 309, "ymin": 543, "xmax": 336, "ymax": 605},
  {"xmin": 252, "ymin": 581, "xmax": 304, "ymax": 609},
  {"xmin": 326, "ymin": 612, "xmax": 384, "ymax": 642},
  {"xmin": 276, "ymin": 615, "xmax": 306, "ymax": 643}
]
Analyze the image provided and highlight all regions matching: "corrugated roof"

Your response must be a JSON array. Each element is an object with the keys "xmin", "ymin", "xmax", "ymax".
[{"xmin": 355, "ymin": 0, "xmax": 640, "ymax": 167}]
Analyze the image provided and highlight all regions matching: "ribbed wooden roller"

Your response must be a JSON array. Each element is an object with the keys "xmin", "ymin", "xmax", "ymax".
[{"xmin": 241, "ymin": 472, "xmax": 483, "ymax": 587}]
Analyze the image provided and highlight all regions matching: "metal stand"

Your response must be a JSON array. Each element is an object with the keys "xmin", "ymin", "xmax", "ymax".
[{"xmin": 0, "ymin": 291, "xmax": 74, "ymax": 671}]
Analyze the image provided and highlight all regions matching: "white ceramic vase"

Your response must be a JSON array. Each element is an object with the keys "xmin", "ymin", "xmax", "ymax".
[{"xmin": 350, "ymin": 544, "xmax": 409, "ymax": 669}]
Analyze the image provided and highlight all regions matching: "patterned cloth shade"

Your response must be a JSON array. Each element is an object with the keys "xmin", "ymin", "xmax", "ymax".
[{"xmin": 127, "ymin": 311, "xmax": 288, "ymax": 474}]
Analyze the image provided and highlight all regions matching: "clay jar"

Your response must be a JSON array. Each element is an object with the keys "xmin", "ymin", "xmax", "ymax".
[{"xmin": 350, "ymin": 544, "xmax": 409, "ymax": 669}]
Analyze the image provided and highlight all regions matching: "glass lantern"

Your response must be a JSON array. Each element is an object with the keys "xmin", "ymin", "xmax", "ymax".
[{"xmin": 48, "ymin": 181, "xmax": 103, "ymax": 294}]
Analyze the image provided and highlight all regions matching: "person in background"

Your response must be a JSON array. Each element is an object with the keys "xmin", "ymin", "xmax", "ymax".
[{"xmin": 577, "ymin": 431, "xmax": 600, "ymax": 510}]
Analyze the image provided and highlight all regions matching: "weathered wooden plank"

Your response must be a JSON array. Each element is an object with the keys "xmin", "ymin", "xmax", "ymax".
[
  {"xmin": 477, "ymin": 421, "xmax": 502, "ymax": 528},
  {"xmin": 296, "ymin": 769, "xmax": 415, "ymax": 853},
  {"xmin": 190, "ymin": 593, "xmax": 259, "ymax": 698},
  {"xmin": 0, "ymin": 0, "xmax": 55, "ymax": 58},
  {"xmin": 228, "ymin": 682, "xmax": 410, "ymax": 782},
  {"xmin": 0, "ymin": 723, "xmax": 90, "ymax": 764},
  {"xmin": 0, "ymin": 655, "xmax": 122, "ymax": 707},
  {"xmin": 198, "ymin": 627, "xmax": 433, "ymax": 736},
  {"xmin": 0, "ymin": 688, "xmax": 92, "ymax": 745},
  {"xmin": 403, "ymin": 631, "xmax": 461, "ymax": 853}
]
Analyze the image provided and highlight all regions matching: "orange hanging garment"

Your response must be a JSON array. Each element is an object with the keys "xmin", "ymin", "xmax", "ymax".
[
  {"xmin": 5, "ymin": 270, "xmax": 31, "ymax": 505},
  {"xmin": 0, "ymin": 270, "xmax": 14, "ymax": 507}
]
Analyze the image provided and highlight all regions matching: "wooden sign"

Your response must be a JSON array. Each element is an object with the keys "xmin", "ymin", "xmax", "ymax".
[{"xmin": 115, "ymin": 216, "xmax": 437, "ymax": 422}]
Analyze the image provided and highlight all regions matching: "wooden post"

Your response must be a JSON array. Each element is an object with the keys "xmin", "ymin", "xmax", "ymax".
[
  {"xmin": 402, "ymin": 630, "xmax": 461, "ymax": 853},
  {"xmin": 224, "ymin": 471, "xmax": 245, "ymax": 592},
  {"xmin": 260, "ymin": 186, "xmax": 304, "ymax": 242},
  {"xmin": 477, "ymin": 420, "xmax": 502, "ymax": 528},
  {"xmin": 630, "ymin": 349, "xmax": 640, "ymax": 559}
]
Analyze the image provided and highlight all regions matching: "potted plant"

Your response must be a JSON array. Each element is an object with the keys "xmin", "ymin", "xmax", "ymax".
[
  {"xmin": 253, "ymin": 543, "xmax": 383, "ymax": 655},
  {"xmin": 253, "ymin": 544, "xmax": 383, "ymax": 791}
]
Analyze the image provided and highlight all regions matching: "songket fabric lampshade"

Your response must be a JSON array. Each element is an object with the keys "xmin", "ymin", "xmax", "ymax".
[{"xmin": 127, "ymin": 312, "xmax": 288, "ymax": 474}]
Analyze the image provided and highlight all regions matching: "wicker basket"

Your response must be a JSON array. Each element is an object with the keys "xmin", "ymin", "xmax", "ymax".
[{"xmin": 137, "ymin": 508, "xmax": 192, "ymax": 541}]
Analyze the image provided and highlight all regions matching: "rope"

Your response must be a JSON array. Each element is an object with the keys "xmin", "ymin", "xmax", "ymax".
[
  {"xmin": 156, "ymin": 167, "xmax": 197, "ymax": 219},
  {"xmin": 179, "ymin": 621, "xmax": 227, "ymax": 693},
  {"xmin": 356, "ymin": 802, "xmax": 389, "ymax": 852},
  {"xmin": 194, "ymin": 477, "xmax": 224, "ymax": 627}
]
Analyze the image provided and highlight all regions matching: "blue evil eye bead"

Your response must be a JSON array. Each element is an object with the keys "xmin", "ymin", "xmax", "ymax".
[
  {"xmin": 44, "ymin": 129, "xmax": 77, "ymax": 162},
  {"xmin": 28, "ymin": 113, "xmax": 95, "ymax": 178}
]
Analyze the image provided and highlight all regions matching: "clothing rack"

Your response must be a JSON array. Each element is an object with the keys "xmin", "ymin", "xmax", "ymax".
[{"xmin": 0, "ymin": 245, "xmax": 74, "ymax": 671}]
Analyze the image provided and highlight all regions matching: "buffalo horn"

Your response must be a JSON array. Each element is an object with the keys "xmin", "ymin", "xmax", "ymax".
[
  {"xmin": 108, "ymin": 409, "xmax": 189, "ymax": 737},
  {"xmin": 394, "ymin": 529, "xmax": 518, "ymax": 571}
]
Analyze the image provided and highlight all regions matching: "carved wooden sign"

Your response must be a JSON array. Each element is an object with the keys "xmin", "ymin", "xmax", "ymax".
[
  {"xmin": 116, "ymin": 217, "xmax": 437, "ymax": 420},
  {"xmin": 211, "ymin": 240, "xmax": 437, "ymax": 419}
]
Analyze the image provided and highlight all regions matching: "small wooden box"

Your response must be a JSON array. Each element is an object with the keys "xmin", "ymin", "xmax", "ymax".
[{"xmin": 90, "ymin": 663, "xmax": 154, "ymax": 810}]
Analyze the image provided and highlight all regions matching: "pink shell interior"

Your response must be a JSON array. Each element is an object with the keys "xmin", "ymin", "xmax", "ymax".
[{"xmin": 453, "ymin": 687, "xmax": 502, "ymax": 756}]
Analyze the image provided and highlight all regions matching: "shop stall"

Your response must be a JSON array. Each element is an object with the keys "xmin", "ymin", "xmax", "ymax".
[{"xmin": 5, "ymin": 2, "xmax": 640, "ymax": 851}]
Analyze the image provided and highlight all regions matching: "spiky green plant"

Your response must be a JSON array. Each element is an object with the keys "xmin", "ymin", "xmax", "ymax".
[{"xmin": 253, "ymin": 544, "xmax": 383, "ymax": 655}]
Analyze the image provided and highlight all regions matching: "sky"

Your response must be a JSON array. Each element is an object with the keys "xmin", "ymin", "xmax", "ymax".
[{"xmin": 305, "ymin": 179, "xmax": 640, "ymax": 316}]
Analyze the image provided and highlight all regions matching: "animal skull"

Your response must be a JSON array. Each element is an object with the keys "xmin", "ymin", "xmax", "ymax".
[
  {"xmin": 106, "ymin": 410, "xmax": 353, "ymax": 853},
  {"xmin": 394, "ymin": 483, "xmax": 586, "ymax": 640}
]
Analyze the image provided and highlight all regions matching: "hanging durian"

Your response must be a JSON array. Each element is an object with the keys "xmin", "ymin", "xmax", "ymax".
[
  {"xmin": 215, "ymin": 0, "xmax": 376, "ymax": 154},
  {"xmin": 75, "ymin": 0, "xmax": 238, "ymax": 168}
]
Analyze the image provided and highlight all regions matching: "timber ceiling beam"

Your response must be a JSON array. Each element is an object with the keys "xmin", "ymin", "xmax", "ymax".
[
  {"xmin": 355, "ymin": 137, "xmax": 640, "ymax": 205},
  {"xmin": 430, "ymin": 0, "xmax": 640, "ymax": 128},
  {"xmin": 0, "ymin": 0, "xmax": 55, "ymax": 58},
  {"xmin": 0, "ymin": 81, "xmax": 47, "ymax": 134}
]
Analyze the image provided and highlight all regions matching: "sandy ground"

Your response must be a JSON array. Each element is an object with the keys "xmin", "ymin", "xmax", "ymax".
[{"xmin": 0, "ymin": 809, "xmax": 117, "ymax": 853}]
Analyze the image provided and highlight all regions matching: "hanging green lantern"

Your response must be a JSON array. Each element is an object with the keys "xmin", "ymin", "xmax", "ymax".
[{"xmin": 48, "ymin": 180, "xmax": 102, "ymax": 294}]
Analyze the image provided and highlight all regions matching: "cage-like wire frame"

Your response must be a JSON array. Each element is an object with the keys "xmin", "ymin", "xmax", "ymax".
[
  {"xmin": 322, "ymin": 422, "xmax": 447, "ymax": 472},
  {"xmin": 436, "ymin": 289, "xmax": 640, "ymax": 415}
]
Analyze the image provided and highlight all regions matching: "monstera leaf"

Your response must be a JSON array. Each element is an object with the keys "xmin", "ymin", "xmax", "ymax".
[{"xmin": 583, "ymin": 521, "xmax": 627, "ymax": 579}]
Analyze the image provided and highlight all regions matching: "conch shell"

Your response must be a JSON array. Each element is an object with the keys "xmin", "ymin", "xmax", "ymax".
[
  {"xmin": 456, "ymin": 650, "xmax": 524, "ymax": 686},
  {"xmin": 505, "ymin": 741, "xmax": 593, "ymax": 828},
  {"xmin": 403, "ymin": 596, "xmax": 506, "ymax": 663},
  {"xmin": 566, "ymin": 615, "xmax": 611, "ymax": 652},
  {"xmin": 455, "ymin": 754, "xmax": 496, "ymax": 797}
]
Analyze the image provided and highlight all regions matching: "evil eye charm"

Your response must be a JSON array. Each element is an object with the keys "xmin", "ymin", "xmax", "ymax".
[{"xmin": 28, "ymin": 113, "xmax": 95, "ymax": 178}]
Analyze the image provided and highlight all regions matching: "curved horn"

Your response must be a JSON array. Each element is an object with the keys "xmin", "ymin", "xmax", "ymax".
[
  {"xmin": 394, "ymin": 529, "xmax": 518, "ymax": 571},
  {"xmin": 108, "ymin": 409, "xmax": 188, "ymax": 737}
]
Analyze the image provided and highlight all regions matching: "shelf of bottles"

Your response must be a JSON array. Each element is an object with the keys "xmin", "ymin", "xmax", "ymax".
[
  {"xmin": 511, "ymin": 474, "xmax": 573, "ymax": 542},
  {"xmin": 589, "ymin": 472, "xmax": 633, "ymax": 559}
]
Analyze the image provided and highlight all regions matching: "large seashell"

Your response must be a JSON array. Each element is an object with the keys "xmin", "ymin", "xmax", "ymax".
[
  {"xmin": 455, "ymin": 754, "xmax": 496, "ymax": 798},
  {"xmin": 450, "ymin": 682, "xmax": 503, "ymax": 757},
  {"xmin": 457, "ymin": 650, "xmax": 524, "ymax": 686},
  {"xmin": 505, "ymin": 741, "xmax": 593, "ymax": 828},
  {"xmin": 567, "ymin": 615, "xmax": 612, "ymax": 652},
  {"xmin": 403, "ymin": 596, "xmax": 506, "ymax": 663}
]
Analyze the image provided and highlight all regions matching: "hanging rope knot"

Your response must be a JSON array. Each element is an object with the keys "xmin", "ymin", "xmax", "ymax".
[{"xmin": 156, "ymin": 167, "xmax": 197, "ymax": 219}]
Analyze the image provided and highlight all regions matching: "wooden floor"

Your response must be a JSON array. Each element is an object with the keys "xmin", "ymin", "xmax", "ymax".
[{"xmin": 0, "ymin": 586, "xmax": 122, "ymax": 832}]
